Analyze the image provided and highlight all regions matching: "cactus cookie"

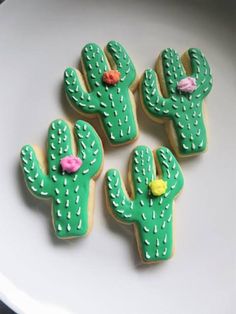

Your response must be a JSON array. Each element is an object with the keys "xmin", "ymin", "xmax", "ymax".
[
  {"xmin": 140, "ymin": 48, "xmax": 213, "ymax": 157},
  {"xmin": 64, "ymin": 40, "xmax": 139, "ymax": 146},
  {"xmin": 20, "ymin": 120, "xmax": 103, "ymax": 239},
  {"xmin": 105, "ymin": 146, "xmax": 184, "ymax": 263}
]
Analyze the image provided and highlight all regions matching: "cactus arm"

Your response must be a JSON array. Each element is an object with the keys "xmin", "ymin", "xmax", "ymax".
[
  {"xmin": 74, "ymin": 120, "xmax": 103, "ymax": 178},
  {"xmin": 155, "ymin": 147, "xmax": 184, "ymax": 196},
  {"xmin": 64, "ymin": 67, "xmax": 100, "ymax": 114},
  {"xmin": 81, "ymin": 43, "xmax": 109, "ymax": 90},
  {"xmin": 47, "ymin": 119, "xmax": 73, "ymax": 177},
  {"xmin": 131, "ymin": 146, "xmax": 156, "ymax": 204},
  {"xmin": 188, "ymin": 48, "xmax": 213, "ymax": 97},
  {"xmin": 141, "ymin": 69, "xmax": 173, "ymax": 118},
  {"xmin": 106, "ymin": 40, "xmax": 136, "ymax": 86},
  {"xmin": 161, "ymin": 48, "xmax": 185, "ymax": 95},
  {"xmin": 21, "ymin": 145, "xmax": 51, "ymax": 198},
  {"xmin": 106, "ymin": 169, "xmax": 134, "ymax": 223}
]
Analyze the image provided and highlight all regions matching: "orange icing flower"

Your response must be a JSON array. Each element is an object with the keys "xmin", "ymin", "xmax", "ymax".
[{"xmin": 102, "ymin": 70, "xmax": 121, "ymax": 85}]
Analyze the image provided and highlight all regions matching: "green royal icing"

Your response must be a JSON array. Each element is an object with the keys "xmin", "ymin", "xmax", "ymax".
[
  {"xmin": 106, "ymin": 146, "xmax": 184, "ymax": 262},
  {"xmin": 64, "ymin": 40, "xmax": 138, "ymax": 145},
  {"xmin": 141, "ymin": 48, "xmax": 213, "ymax": 156},
  {"xmin": 21, "ymin": 120, "xmax": 103, "ymax": 238}
]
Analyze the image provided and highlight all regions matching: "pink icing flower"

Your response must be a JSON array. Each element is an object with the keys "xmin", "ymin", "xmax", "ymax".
[
  {"xmin": 60, "ymin": 156, "xmax": 82, "ymax": 174},
  {"xmin": 177, "ymin": 77, "xmax": 197, "ymax": 93},
  {"xmin": 102, "ymin": 70, "xmax": 121, "ymax": 85}
]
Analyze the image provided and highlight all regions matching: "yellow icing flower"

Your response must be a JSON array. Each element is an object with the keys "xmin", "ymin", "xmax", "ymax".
[{"xmin": 149, "ymin": 179, "xmax": 167, "ymax": 196}]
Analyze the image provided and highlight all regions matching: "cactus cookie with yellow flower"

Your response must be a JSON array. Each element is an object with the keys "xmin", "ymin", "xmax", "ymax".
[
  {"xmin": 64, "ymin": 40, "xmax": 139, "ymax": 146},
  {"xmin": 140, "ymin": 48, "xmax": 213, "ymax": 157},
  {"xmin": 105, "ymin": 146, "xmax": 184, "ymax": 263}
]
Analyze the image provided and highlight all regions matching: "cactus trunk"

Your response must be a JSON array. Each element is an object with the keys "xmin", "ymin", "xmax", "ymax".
[
  {"xmin": 170, "ymin": 103, "xmax": 207, "ymax": 154},
  {"xmin": 135, "ymin": 203, "xmax": 173, "ymax": 261},
  {"xmin": 97, "ymin": 89, "xmax": 137, "ymax": 143},
  {"xmin": 51, "ymin": 177, "xmax": 90, "ymax": 237}
]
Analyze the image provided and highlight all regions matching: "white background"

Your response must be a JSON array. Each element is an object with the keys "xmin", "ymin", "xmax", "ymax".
[{"xmin": 0, "ymin": 0, "xmax": 235, "ymax": 313}]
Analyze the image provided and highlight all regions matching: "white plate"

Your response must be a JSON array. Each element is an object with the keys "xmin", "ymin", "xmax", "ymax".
[{"xmin": 0, "ymin": 0, "xmax": 235, "ymax": 313}]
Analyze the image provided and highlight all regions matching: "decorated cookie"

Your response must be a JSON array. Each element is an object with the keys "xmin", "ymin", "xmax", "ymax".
[
  {"xmin": 64, "ymin": 40, "xmax": 139, "ymax": 146},
  {"xmin": 140, "ymin": 48, "xmax": 213, "ymax": 157},
  {"xmin": 105, "ymin": 146, "xmax": 184, "ymax": 263},
  {"xmin": 20, "ymin": 120, "xmax": 103, "ymax": 239}
]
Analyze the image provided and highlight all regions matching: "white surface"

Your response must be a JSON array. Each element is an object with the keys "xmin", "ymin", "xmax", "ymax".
[{"xmin": 0, "ymin": 0, "xmax": 235, "ymax": 313}]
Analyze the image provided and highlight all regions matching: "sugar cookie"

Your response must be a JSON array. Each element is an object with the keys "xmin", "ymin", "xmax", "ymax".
[
  {"xmin": 64, "ymin": 40, "xmax": 139, "ymax": 146},
  {"xmin": 20, "ymin": 119, "xmax": 103, "ymax": 239},
  {"xmin": 105, "ymin": 146, "xmax": 184, "ymax": 263},
  {"xmin": 140, "ymin": 48, "xmax": 213, "ymax": 157}
]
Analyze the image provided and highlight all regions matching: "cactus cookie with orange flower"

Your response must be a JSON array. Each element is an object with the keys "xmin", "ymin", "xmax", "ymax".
[
  {"xmin": 140, "ymin": 48, "xmax": 213, "ymax": 157},
  {"xmin": 105, "ymin": 146, "xmax": 184, "ymax": 263},
  {"xmin": 64, "ymin": 40, "xmax": 139, "ymax": 146}
]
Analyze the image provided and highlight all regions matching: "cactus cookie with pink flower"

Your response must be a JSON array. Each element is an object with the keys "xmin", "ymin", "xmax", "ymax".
[
  {"xmin": 140, "ymin": 48, "xmax": 213, "ymax": 157},
  {"xmin": 20, "ymin": 120, "xmax": 103, "ymax": 239},
  {"xmin": 64, "ymin": 40, "xmax": 139, "ymax": 146}
]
